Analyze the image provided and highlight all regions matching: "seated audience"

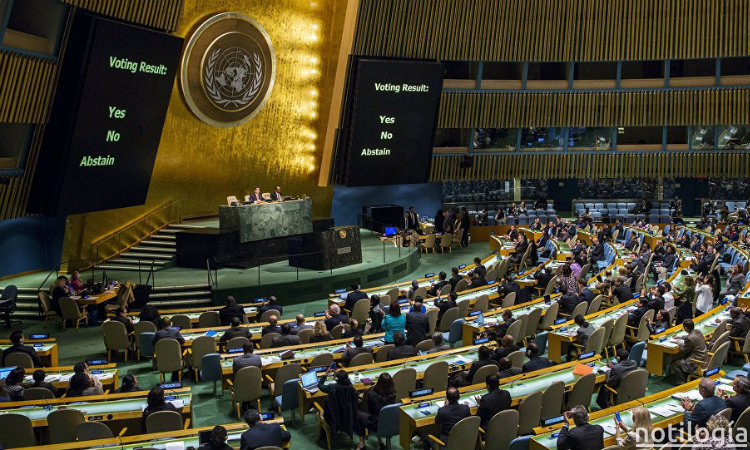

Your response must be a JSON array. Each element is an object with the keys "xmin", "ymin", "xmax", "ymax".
[
  {"xmin": 474, "ymin": 374, "xmax": 511, "ymax": 428},
  {"xmin": 261, "ymin": 315, "xmax": 282, "ymax": 336},
  {"xmin": 425, "ymin": 332, "xmax": 450, "ymax": 353},
  {"xmin": 498, "ymin": 357, "xmax": 521, "ymax": 378},
  {"xmin": 111, "ymin": 307, "xmax": 134, "ymax": 333},
  {"xmin": 271, "ymin": 323, "xmax": 301, "ymax": 348},
  {"xmin": 30, "ymin": 369, "xmax": 59, "ymax": 397},
  {"xmin": 342, "ymin": 319, "xmax": 363, "ymax": 338},
  {"xmin": 233, "ymin": 342, "xmax": 262, "ymax": 374},
  {"xmin": 199, "ymin": 425, "xmax": 232, "ymax": 450},
  {"xmin": 341, "ymin": 335, "xmax": 373, "ymax": 366},
  {"xmin": 647, "ymin": 309, "xmax": 671, "ymax": 334},
  {"xmin": 324, "ymin": 304, "xmax": 349, "ymax": 331},
  {"xmin": 2, "ymin": 367, "xmax": 24, "ymax": 401},
  {"xmin": 139, "ymin": 304, "xmax": 161, "ymax": 329},
  {"xmin": 117, "ymin": 374, "xmax": 142, "ymax": 393},
  {"xmin": 557, "ymin": 405, "xmax": 605, "ymax": 450},
  {"xmin": 258, "ymin": 296, "xmax": 283, "ymax": 318},
  {"xmin": 556, "ymin": 284, "xmax": 581, "ymax": 317},
  {"xmin": 465, "ymin": 345, "xmax": 499, "ymax": 384},
  {"xmin": 318, "ymin": 369, "xmax": 359, "ymax": 439},
  {"xmin": 141, "ymin": 386, "xmax": 182, "ymax": 430},
  {"xmin": 614, "ymin": 406, "xmax": 654, "ymax": 450},
  {"xmin": 522, "ymin": 343, "xmax": 551, "ymax": 373},
  {"xmin": 356, "ymin": 373, "xmax": 396, "ymax": 450},
  {"xmin": 219, "ymin": 317, "xmax": 250, "ymax": 343},
  {"xmin": 435, "ymin": 291, "xmax": 458, "ymax": 321},
  {"xmin": 2, "ymin": 331, "xmax": 41, "ymax": 367},
  {"xmin": 670, "ymin": 319, "xmax": 708, "ymax": 383},
  {"xmin": 405, "ymin": 297, "xmax": 429, "ymax": 345},
  {"xmin": 595, "ymin": 348, "xmax": 637, "ymax": 409},
  {"xmin": 493, "ymin": 335, "xmax": 518, "ymax": 360},
  {"xmin": 291, "ymin": 314, "xmax": 312, "ymax": 333},
  {"xmin": 717, "ymin": 375, "xmax": 750, "ymax": 423},
  {"xmin": 681, "ymin": 377, "xmax": 726, "ymax": 431},
  {"xmin": 67, "ymin": 372, "xmax": 103, "ymax": 397},
  {"xmin": 344, "ymin": 283, "xmax": 368, "ymax": 312},
  {"xmin": 153, "ymin": 317, "xmax": 185, "ymax": 345},
  {"xmin": 240, "ymin": 410, "xmax": 291, "ymax": 450},
  {"xmin": 310, "ymin": 320, "xmax": 333, "ymax": 343},
  {"xmin": 387, "ymin": 331, "xmax": 417, "ymax": 360},
  {"xmin": 493, "ymin": 310, "xmax": 515, "ymax": 338},
  {"xmin": 427, "ymin": 271, "xmax": 449, "ymax": 297},
  {"xmin": 435, "ymin": 387, "xmax": 471, "ymax": 442},
  {"xmin": 218, "ymin": 296, "xmax": 245, "ymax": 325}
]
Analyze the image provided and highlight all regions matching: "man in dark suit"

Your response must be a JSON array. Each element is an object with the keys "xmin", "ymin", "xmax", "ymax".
[
  {"xmin": 466, "ymin": 346, "xmax": 499, "ymax": 384},
  {"xmin": 682, "ymin": 377, "xmax": 727, "ymax": 431},
  {"xmin": 728, "ymin": 307, "xmax": 750, "ymax": 340},
  {"xmin": 595, "ymin": 348, "xmax": 637, "ymax": 408},
  {"xmin": 557, "ymin": 405, "xmax": 605, "ymax": 450},
  {"xmin": 233, "ymin": 342, "xmax": 262, "ymax": 374},
  {"xmin": 344, "ymin": 283, "xmax": 368, "ymax": 313},
  {"xmin": 340, "ymin": 335, "xmax": 373, "ymax": 366},
  {"xmin": 240, "ymin": 410, "xmax": 290, "ymax": 450},
  {"xmin": 111, "ymin": 307, "xmax": 134, "ymax": 334},
  {"xmin": 556, "ymin": 284, "xmax": 581, "ymax": 317},
  {"xmin": 474, "ymin": 374, "xmax": 511, "ymax": 427},
  {"xmin": 261, "ymin": 315, "xmax": 282, "ymax": 336},
  {"xmin": 578, "ymin": 280, "xmax": 595, "ymax": 305},
  {"xmin": 435, "ymin": 387, "xmax": 471, "ymax": 441},
  {"xmin": 497, "ymin": 357, "xmax": 521, "ymax": 378},
  {"xmin": 493, "ymin": 310, "xmax": 515, "ymax": 339},
  {"xmin": 610, "ymin": 277, "xmax": 634, "ymax": 304},
  {"xmin": 290, "ymin": 314, "xmax": 312, "ymax": 334},
  {"xmin": 259, "ymin": 296, "xmax": 283, "ymax": 318},
  {"xmin": 2, "ymin": 331, "xmax": 41, "ymax": 367},
  {"xmin": 627, "ymin": 297, "xmax": 650, "ymax": 327},
  {"xmin": 521, "ymin": 343, "xmax": 551, "ymax": 373},
  {"xmin": 719, "ymin": 375, "xmax": 750, "ymax": 423},
  {"xmin": 324, "ymin": 304, "xmax": 348, "ymax": 331},
  {"xmin": 405, "ymin": 297, "xmax": 429, "ymax": 345},
  {"xmin": 448, "ymin": 267, "xmax": 462, "ymax": 291},
  {"xmin": 248, "ymin": 187, "xmax": 263, "ymax": 204},
  {"xmin": 386, "ymin": 332, "xmax": 417, "ymax": 360},
  {"xmin": 219, "ymin": 317, "xmax": 251, "ymax": 344},
  {"xmin": 460, "ymin": 207, "xmax": 470, "ymax": 247},
  {"xmin": 153, "ymin": 317, "xmax": 185, "ymax": 345},
  {"xmin": 435, "ymin": 291, "xmax": 458, "ymax": 321},
  {"xmin": 271, "ymin": 186, "xmax": 283, "ymax": 202},
  {"xmin": 470, "ymin": 257, "xmax": 487, "ymax": 279},
  {"xmin": 218, "ymin": 296, "xmax": 245, "ymax": 326},
  {"xmin": 425, "ymin": 332, "xmax": 451, "ymax": 354},
  {"xmin": 271, "ymin": 323, "xmax": 301, "ymax": 348},
  {"xmin": 493, "ymin": 335, "xmax": 519, "ymax": 361},
  {"xmin": 497, "ymin": 276, "xmax": 520, "ymax": 302},
  {"xmin": 427, "ymin": 271, "xmax": 450, "ymax": 297},
  {"xmin": 407, "ymin": 206, "xmax": 418, "ymax": 231}
]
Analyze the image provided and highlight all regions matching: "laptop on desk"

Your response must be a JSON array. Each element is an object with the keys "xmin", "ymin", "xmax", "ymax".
[{"xmin": 301, "ymin": 371, "xmax": 320, "ymax": 393}]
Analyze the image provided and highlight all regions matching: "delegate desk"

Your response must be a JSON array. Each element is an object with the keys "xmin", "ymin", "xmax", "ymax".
[
  {"xmin": 546, "ymin": 299, "xmax": 638, "ymax": 363},
  {"xmin": 219, "ymin": 333, "xmax": 387, "ymax": 382},
  {"xmin": 0, "ymin": 338, "xmax": 59, "ymax": 367},
  {"xmin": 399, "ymin": 356, "xmax": 606, "ymax": 449},
  {"xmin": 646, "ymin": 302, "xmax": 731, "ymax": 376},
  {"xmin": 69, "ymin": 287, "xmax": 119, "ymax": 306},
  {"xmin": 297, "ymin": 345, "xmax": 487, "ymax": 420},
  {"xmin": 178, "ymin": 314, "xmax": 327, "ymax": 347},
  {"xmin": 219, "ymin": 199, "xmax": 312, "ymax": 243},
  {"xmin": 529, "ymin": 374, "xmax": 726, "ymax": 449},
  {"xmin": 20, "ymin": 363, "xmax": 118, "ymax": 392},
  {"xmin": 519, "ymin": 227, "xmax": 543, "ymax": 244},
  {"xmin": 15, "ymin": 421, "xmax": 289, "ymax": 450},
  {"xmin": 490, "ymin": 235, "xmax": 518, "ymax": 256},
  {"xmin": 626, "ymin": 227, "xmax": 664, "ymax": 250},
  {"xmin": 0, "ymin": 388, "xmax": 192, "ymax": 435},
  {"xmin": 129, "ymin": 303, "xmax": 262, "ymax": 324},
  {"xmin": 461, "ymin": 296, "xmax": 557, "ymax": 344}
]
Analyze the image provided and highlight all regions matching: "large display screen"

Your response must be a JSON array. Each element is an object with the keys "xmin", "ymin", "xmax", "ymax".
[
  {"xmin": 29, "ymin": 13, "xmax": 183, "ymax": 216},
  {"xmin": 337, "ymin": 59, "xmax": 443, "ymax": 187}
]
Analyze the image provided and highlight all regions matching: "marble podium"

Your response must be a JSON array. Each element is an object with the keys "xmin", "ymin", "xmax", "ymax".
[{"xmin": 219, "ymin": 199, "xmax": 313, "ymax": 243}]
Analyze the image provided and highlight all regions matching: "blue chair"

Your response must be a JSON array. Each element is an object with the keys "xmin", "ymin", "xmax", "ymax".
[
  {"xmin": 628, "ymin": 341, "xmax": 646, "ymax": 367},
  {"xmin": 508, "ymin": 435, "xmax": 531, "ymax": 450},
  {"xmin": 446, "ymin": 318, "xmax": 465, "ymax": 348},
  {"xmin": 375, "ymin": 403, "xmax": 402, "ymax": 449},
  {"xmin": 274, "ymin": 378, "xmax": 300, "ymax": 424},
  {"xmin": 139, "ymin": 332, "xmax": 156, "ymax": 359},
  {"xmin": 534, "ymin": 332, "xmax": 548, "ymax": 355},
  {"xmin": 200, "ymin": 353, "xmax": 223, "ymax": 396}
]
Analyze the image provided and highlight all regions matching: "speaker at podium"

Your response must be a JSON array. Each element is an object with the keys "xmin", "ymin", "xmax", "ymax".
[{"xmin": 287, "ymin": 222, "xmax": 362, "ymax": 270}]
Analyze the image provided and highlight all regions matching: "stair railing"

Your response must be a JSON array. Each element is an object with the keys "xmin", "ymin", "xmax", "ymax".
[{"xmin": 92, "ymin": 200, "xmax": 181, "ymax": 266}]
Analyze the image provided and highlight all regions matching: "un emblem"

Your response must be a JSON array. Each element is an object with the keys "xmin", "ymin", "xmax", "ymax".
[{"xmin": 181, "ymin": 12, "xmax": 276, "ymax": 127}]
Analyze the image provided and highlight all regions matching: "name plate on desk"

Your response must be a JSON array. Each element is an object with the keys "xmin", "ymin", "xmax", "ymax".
[
  {"xmin": 337, "ymin": 246, "xmax": 351, "ymax": 255},
  {"xmin": 219, "ymin": 198, "xmax": 313, "ymax": 243}
]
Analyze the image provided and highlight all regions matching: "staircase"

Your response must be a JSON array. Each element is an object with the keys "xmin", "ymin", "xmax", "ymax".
[
  {"xmin": 147, "ymin": 283, "xmax": 213, "ymax": 308},
  {"xmin": 96, "ymin": 223, "xmax": 203, "ymax": 272}
]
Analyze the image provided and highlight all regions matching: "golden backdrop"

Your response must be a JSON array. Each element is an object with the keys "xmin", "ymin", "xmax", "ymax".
[{"xmin": 62, "ymin": 0, "xmax": 348, "ymax": 265}]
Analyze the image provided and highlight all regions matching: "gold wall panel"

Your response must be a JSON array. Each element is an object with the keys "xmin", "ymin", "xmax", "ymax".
[
  {"xmin": 61, "ymin": 0, "xmax": 183, "ymax": 32},
  {"xmin": 0, "ymin": 51, "xmax": 56, "ymax": 123},
  {"xmin": 354, "ymin": 0, "xmax": 750, "ymax": 62},
  {"xmin": 430, "ymin": 152, "xmax": 750, "ymax": 181},
  {"xmin": 438, "ymin": 88, "xmax": 750, "ymax": 129},
  {"xmin": 62, "ymin": 0, "xmax": 348, "ymax": 264}
]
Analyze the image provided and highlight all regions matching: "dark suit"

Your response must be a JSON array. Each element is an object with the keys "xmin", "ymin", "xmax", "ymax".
[
  {"xmin": 240, "ymin": 422, "xmax": 291, "ymax": 450},
  {"xmin": 219, "ymin": 326, "xmax": 251, "ymax": 343},
  {"xmin": 498, "ymin": 367, "xmax": 522, "ymax": 378},
  {"xmin": 579, "ymin": 288, "xmax": 595, "ymax": 305},
  {"xmin": 726, "ymin": 392, "xmax": 750, "ymax": 423},
  {"xmin": 344, "ymin": 290, "xmax": 368, "ymax": 312},
  {"xmin": 341, "ymin": 346, "xmax": 372, "ymax": 366},
  {"xmin": 613, "ymin": 285, "xmax": 633, "ymax": 304},
  {"xmin": 261, "ymin": 325, "xmax": 282, "ymax": 336},
  {"xmin": 387, "ymin": 344, "xmax": 417, "ymax": 361},
  {"xmin": 596, "ymin": 359, "xmax": 637, "ymax": 408},
  {"xmin": 557, "ymin": 293, "xmax": 581, "ymax": 316},
  {"xmin": 684, "ymin": 395, "xmax": 726, "ymax": 430},
  {"xmin": 153, "ymin": 326, "xmax": 184, "ymax": 345},
  {"xmin": 466, "ymin": 359, "xmax": 499, "ymax": 384},
  {"xmin": 219, "ymin": 305, "xmax": 246, "ymax": 326},
  {"xmin": 730, "ymin": 315, "xmax": 750, "ymax": 339},
  {"xmin": 2, "ymin": 344, "xmax": 41, "ymax": 367},
  {"xmin": 259, "ymin": 303, "xmax": 283, "ymax": 317},
  {"xmin": 324, "ymin": 314, "xmax": 348, "ymax": 331},
  {"xmin": 271, "ymin": 335, "xmax": 301, "ymax": 348},
  {"xmin": 248, "ymin": 193, "xmax": 262, "ymax": 203},
  {"xmin": 405, "ymin": 311, "xmax": 429, "ymax": 345},
  {"xmin": 435, "ymin": 403, "xmax": 471, "ymax": 438},
  {"xmin": 111, "ymin": 315, "xmax": 134, "ymax": 334},
  {"xmin": 557, "ymin": 423, "xmax": 605, "ymax": 450},
  {"xmin": 476, "ymin": 389, "xmax": 511, "ymax": 427},
  {"xmin": 428, "ymin": 280, "xmax": 449, "ymax": 297},
  {"xmin": 493, "ymin": 344, "xmax": 518, "ymax": 361},
  {"xmin": 232, "ymin": 353, "xmax": 262, "ymax": 374},
  {"xmin": 522, "ymin": 356, "xmax": 551, "ymax": 373},
  {"xmin": 271, "ymin": 191, "xmax": 283, "ymax": 201}
]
